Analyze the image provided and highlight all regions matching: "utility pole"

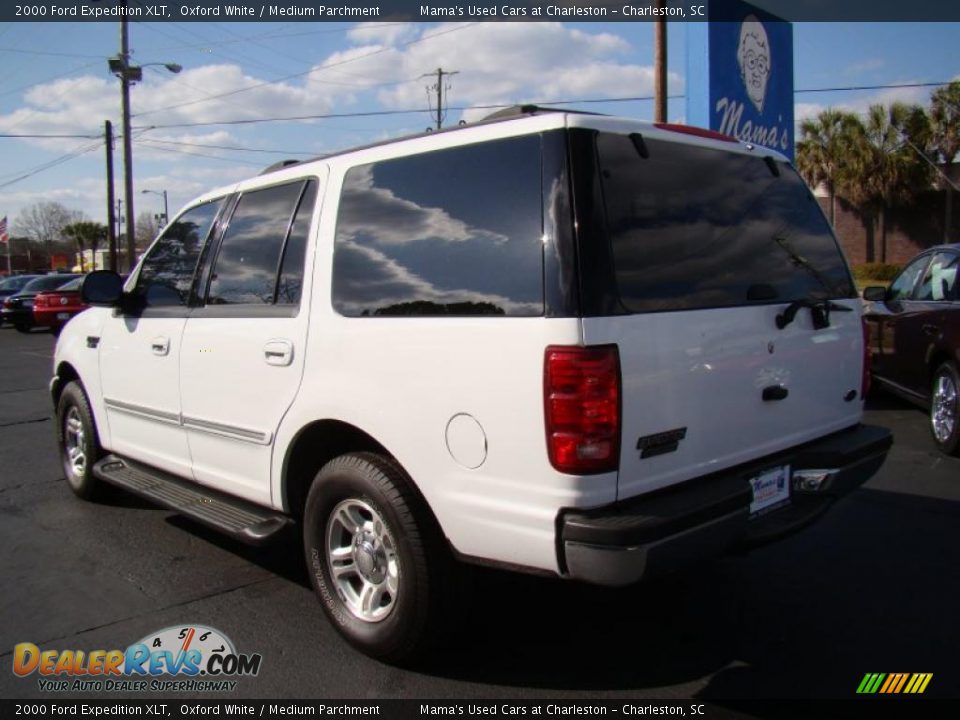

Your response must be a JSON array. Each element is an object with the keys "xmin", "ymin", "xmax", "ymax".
[
  {"xmin": 116, "ymin": 198, "xmax": 124, "ymax": 264},
  {"xmin": 423, "ymin": 67, "xmax": 458, "ymax": 130},
  {"xmin": 654, "ymin": 3, "xmax": 667, "ymax": 123},
  {"xmin": 105, "ymin": 120, "xmax": 118, "ymax": 273},
  {"xmin": 109, "ymin": 10, "xmax": 180, "ymax": 272},
  {"xmin": 119, "ymin": 14, "xmax": 136, "ymax": 273}
]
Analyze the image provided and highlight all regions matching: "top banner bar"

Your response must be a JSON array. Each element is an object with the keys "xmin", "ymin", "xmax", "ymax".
[{"xmin": 7, "ymin": 1, "xmax": 960, "ymax": 23}]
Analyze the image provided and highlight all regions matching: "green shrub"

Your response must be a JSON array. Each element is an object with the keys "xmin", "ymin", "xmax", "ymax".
[{"xmin": 852, "ymin": 263, "xmax": 902, "ymax": 282}]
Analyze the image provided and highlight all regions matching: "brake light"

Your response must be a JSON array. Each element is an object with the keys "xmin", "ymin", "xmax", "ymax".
[
  {"xmin": 653, "ymin": 122, "xmax": 738, "ymax": 143},
  {"xmin": 544, "ymin": 345, "xmax": 621, "ymax": 474},
  {"xmin": 861, "ymin": 318, "xmax": 872, "ymax": 400},
  {"xmin": 34, "ymin": 295, "xmax": 48, "ymax": 308}
]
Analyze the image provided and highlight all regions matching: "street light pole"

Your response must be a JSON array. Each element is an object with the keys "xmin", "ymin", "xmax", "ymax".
[{"xmin": 142, "ymin": 189, "xmax": 169, "ymax": 228}]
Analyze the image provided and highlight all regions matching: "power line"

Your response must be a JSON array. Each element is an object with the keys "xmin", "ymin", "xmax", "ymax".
[
  {"xmin": 0, "ymin": 140, "xmax": 104, "ymax": 189},
  {"xmin": 0, "ymin": 47, "xmax": 105, "ymax": 59},
  {"xmin": 0, "ymin": 133, "xmax": 101, "ymax": 138},
  {"xmin": 135, "ymin": 139, "xmax": 265, "ymax": 166},
  {"xmin": 132, "ymin": 95, "xmax": 680, "ymax": 130},
  {"xmin": 140, "ymin": 137, "xmax": 312, "ymax": 155},
  {"xmin": 794, "ymin": 81, "xmax": 953, "ymax": 94}
]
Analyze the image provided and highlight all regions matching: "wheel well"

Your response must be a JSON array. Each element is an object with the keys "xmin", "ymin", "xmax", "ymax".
[
  {"xmin": 52, "ymin": 362, "xmax": 80, "ymax": 404},
  {"xmin": 283, "ymin": 420, "xmax": 412, "ymax": 521}
]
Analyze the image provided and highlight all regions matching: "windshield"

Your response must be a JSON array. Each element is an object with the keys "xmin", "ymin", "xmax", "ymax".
[
  {"xmin": 594, "ymin": 133, "xmax": 856, "ymax": 313},
  {"xmin": 21, "ymin": 275, "xmax": 80, "ymax": 294}
]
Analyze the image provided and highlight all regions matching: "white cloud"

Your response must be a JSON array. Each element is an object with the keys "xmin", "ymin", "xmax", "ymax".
[
  {"xmin": 347, "ymin": 22, "xmax": 418, "ymax": 46},
  {"xmin": 844, "ymin": 58, "xmax": 885, "ymax": 75}
]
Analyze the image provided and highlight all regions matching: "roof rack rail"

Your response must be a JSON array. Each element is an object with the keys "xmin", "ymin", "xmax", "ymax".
[
  {"xmin": 479, "ymin": 104, "xmax": 604, "ymax": 122},
  {"xmin": 259, "ymin": 159, "xmax": 301, "ymax": 175}
]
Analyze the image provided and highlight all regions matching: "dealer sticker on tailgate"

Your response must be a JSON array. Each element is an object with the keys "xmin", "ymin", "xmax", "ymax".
[{"xmin": 750, "ymin": 465, "xmax": 791, "ymax": 516}]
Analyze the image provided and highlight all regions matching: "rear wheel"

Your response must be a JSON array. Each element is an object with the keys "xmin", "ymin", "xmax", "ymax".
[
  {"xmin": 930, "ymin": 362, "xmax": 960, "ymax": 456},
  {"xmin": 56, "ymin": 381, "xmax": 104, "ymax": 499},
  {"xmin": 303, "ymin": 452, "xmax": 456, "ymax": 663},
  {"xmin": 14, "ymin": 321, "xmax": 31, "ymax": 333}
]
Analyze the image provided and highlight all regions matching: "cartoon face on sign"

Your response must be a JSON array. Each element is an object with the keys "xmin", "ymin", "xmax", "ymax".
[{"xmin": 737, "ymin": 14, "xmax": 770, "ymax": 113}]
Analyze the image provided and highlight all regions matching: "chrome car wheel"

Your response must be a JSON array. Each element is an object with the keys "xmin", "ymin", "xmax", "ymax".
[
  {"xmin": 326, "ymin": 498, "xmax": 400, "ymax": 623},
  {"xmin": 64, "ymin": 406, "xmax": 87, "ymax": 481},
  {"xmin": 932, "ymin": 372, "xmax": 958, "ymax": 444}
]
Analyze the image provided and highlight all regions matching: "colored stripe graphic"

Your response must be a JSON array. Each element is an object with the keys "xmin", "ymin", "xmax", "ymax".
[{"xmin": 858, "ymin": 672, "xmax": 932, "ymax": 694}]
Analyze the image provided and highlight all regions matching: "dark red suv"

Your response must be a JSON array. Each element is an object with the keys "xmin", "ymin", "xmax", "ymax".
[{"xmin": 864, "ymin": 244, "xmax": 960, "ymax": 455}]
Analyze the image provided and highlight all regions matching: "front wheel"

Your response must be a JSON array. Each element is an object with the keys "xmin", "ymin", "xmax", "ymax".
[
  {"xmin": 56, "ymin": 381, "xmax": 104, "ymax": 499},
  {"xmin": 303, "ymin": 453, "xmax": 455, "ymax": 663},
  {"xmin": 930, "ymin": 362, "xmax": 960, "ymax": 456}
]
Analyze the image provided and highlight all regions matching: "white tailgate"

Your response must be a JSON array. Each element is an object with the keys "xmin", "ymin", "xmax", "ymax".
[{"xmin": 582, "ymin": 302, "xmax": 864, "ymax": 500}]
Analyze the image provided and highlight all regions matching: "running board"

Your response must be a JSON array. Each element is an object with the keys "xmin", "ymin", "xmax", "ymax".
[{"xmin": 92, "ymin": 455, "xmax": 291, "ymax": 546}]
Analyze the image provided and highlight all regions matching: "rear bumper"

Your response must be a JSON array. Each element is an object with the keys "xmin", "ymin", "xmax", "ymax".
[{"xmin": 559, "ymin": 423, "xmax": 892, "ymax": 587}]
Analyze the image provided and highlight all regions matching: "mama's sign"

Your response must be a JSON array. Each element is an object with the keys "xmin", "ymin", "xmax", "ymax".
[{"xmin": 687, "ymin": 0, "xmax": 794, "ymax": 159}]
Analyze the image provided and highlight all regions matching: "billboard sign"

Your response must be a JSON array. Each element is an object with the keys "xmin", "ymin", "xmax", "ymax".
[{"xmin": 687, "ymin": 0, "xmax": 794, "ymax": 159}]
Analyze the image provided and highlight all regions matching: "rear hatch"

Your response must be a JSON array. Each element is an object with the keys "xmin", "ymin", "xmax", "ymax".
[{"xmin": 568, "ymin": 121, "xmax": 864, "ymax": 500}]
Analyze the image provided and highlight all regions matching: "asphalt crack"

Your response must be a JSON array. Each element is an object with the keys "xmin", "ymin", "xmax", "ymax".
[{"xmin": 0, "ymin": 417, "xmax": 50, "ymax": 429}]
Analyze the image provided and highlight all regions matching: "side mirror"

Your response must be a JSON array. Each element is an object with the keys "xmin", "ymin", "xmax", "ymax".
[
  {"xmin": 862, "ymin": 286, "xmax": 888, "ymax": 303},
  {"xmin": 81, "ymin": 271, "xmax": 124, "ymax": 306}
]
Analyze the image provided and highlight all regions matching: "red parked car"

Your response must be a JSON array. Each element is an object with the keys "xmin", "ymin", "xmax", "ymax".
[{"xmin": 32, "ymin": 277, "xmax": 87, "ymax": 335}]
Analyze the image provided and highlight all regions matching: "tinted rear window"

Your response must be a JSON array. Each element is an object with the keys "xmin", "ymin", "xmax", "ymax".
[
  {"xmin": 331, "ymin": 135, "xmax": 543, "ymax": 317},
  {"xmin": 22, "ymin": 275, "xmax": 80, "ymax": 293},
  {"xmin": 595, "ymin": 133, "xmax": 855, "ymax": 313}
]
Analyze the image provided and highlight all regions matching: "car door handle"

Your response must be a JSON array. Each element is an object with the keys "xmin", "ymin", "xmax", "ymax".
[
  {"xmin": 151, "ymin": 337, "xmax": 170, "ymax": 356},
  {"xmin": 922, "ymin": 324, "xmax": 938, "ymax": 337},
  {"xmin": 264, "ymin": 339, "xmax": 293, "ymax": 367}
]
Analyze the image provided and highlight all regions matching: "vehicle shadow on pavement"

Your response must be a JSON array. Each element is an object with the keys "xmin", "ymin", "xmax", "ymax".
[
  {"xmin": 420, "ymin": 488, "xmax": 959, "ymax": 697},
  {"xmin": 164, "ymin": 515, "xmax": 310, "ymax": 588}
]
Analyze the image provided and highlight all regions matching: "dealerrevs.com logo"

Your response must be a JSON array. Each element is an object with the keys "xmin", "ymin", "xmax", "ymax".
[{"xmin": 12, "ymin": 625, "xmax": 262, "ymax": 693}]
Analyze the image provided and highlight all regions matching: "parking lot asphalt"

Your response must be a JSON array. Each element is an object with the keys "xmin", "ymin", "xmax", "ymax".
[{"xmin": 0, "ymin": 327, "xmax": 958, "ymax": 702}]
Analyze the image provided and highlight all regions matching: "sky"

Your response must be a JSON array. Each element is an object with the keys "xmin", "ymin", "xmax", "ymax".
[{"xmin": 0, "ymin": 18, "xmax": 958, "ymax": 232}]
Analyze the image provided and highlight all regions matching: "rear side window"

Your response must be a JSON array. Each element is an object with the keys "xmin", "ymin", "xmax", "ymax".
[
  {"xmin": 594, "ymin": 133, "xmax": 855, "ymax": 313},
  {"xmin": 332, "ymin": 135, "xmax": 543, "ymax": 317},
  {"xmin": 207, "ymin": 180, "xmax": 312, "ymax": 306},
  {"xmin": 134, "ymin": 200, "xmax": 221, "ymax": 308}
]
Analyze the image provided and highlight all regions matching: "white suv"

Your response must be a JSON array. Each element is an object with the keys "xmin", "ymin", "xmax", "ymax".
[{"xmin": 53, "ymin": 108, "xmax": 891, "ymax": 662}]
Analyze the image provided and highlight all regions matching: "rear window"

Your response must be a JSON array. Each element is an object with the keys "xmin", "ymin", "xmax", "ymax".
[
  {"xmin": 594, "ymin": 133, "xmax": 855, "ymax": 313},
  {"xmin": 22, "ymin": 275, "xmax": 80, "ymax": 293}
]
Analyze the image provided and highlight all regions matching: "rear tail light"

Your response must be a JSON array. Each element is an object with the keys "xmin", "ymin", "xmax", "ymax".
[
  {"xmin": 861, "ymin": 318, "xmax": 872, "ymax": 399},
  {"xmin": 544, "ymin": 345, "xmax": 621, "ymax": 474},
  {"xmin": 34, "ymin": 295, "xmax": 48, "ymax": 308}
]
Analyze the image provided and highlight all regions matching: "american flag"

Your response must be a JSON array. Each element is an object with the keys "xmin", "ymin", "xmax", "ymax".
[{"xmin": 0, "ymin": 215, "xmax": 8, "ymax": 245}]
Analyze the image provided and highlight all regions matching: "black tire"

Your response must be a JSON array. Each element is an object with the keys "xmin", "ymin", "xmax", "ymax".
[
  {"xmin": 56, "ymin": 381, "xmax": 104, "ymax": 500},
  {"xmin": 14, "ymin": 321, "xmax": 31, "ymax": 333},
  {"xmin": 930, "ymin": 362, "xmax": 960, "ymax": 456},
  {"xmin": 303, "ymin": 452, "xmax": 457, "ymax": 663}
]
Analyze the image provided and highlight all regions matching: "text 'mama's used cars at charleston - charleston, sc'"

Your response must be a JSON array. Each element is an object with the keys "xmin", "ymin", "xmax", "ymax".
[
  {"xmin": 863, "ymin": 245, "xmax": 960, "ymax": 455},
  {"xmin": 50, "ymin": 107, "xmax": 892, "ymax": 662}
]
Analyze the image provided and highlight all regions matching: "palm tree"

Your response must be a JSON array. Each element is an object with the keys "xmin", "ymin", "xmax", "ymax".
[
  {"xmin": 796, "ymin": 109, "xmax": 862, "ymax": 226},
  {"xmin": 861, "ymin": 103, "xmax": 932, "ymax": 263},
  {"xmin": 929, "ymin": 81, "xmax": 960, "ymax": 243},
  {"xmin": 63, "ymin": 221, "xmax": 107, "ymax": 272}
]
